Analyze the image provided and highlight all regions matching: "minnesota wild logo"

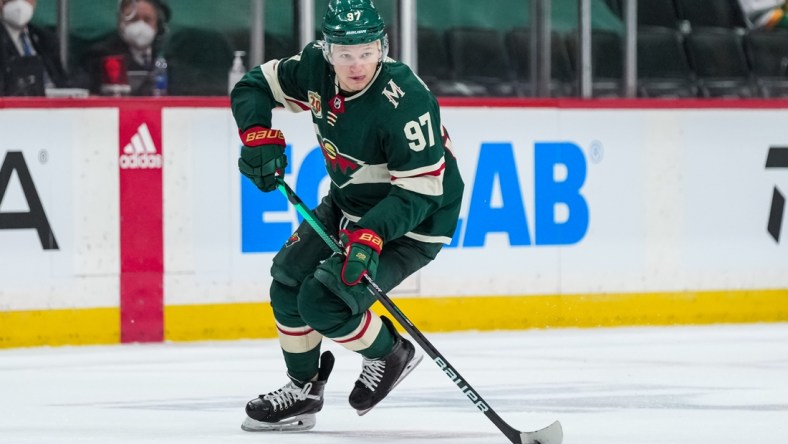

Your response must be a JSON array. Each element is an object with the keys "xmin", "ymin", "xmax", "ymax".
[
  {"xmin": 320, "ymin": 138, "xmax": 362, "ymax": 186},
  {"xmin": 285, "ymin": 232, "xmax": 301, "ymax": 248}
]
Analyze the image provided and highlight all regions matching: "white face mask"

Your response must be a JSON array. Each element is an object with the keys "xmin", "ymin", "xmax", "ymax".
[
  {"xmin": 2, "ymin": 0, "xmax": 35, "ymax": 29},
  {"xmin": 121, "ymin": 20, "xmax": 156, "ymax": 49}
]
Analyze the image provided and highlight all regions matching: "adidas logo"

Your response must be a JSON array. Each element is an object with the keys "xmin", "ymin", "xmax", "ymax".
[{"xmin": 119, "ymin": 123, "xmax": 162, "ymax": 169}]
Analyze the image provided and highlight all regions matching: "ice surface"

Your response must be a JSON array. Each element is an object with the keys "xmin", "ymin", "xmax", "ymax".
[{"xmin": 1, "ymin": 323, "xmax": 787, "ymax": 443}]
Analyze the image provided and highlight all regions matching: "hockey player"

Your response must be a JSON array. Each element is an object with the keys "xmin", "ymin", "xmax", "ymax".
[{"xmin": 230, "ymin": 0, "xmax": 464, "ymax": 433}]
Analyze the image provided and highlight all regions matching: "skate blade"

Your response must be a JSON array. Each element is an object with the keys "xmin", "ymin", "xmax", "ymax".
[
  {"xmin": 356, "ymin": 350, "xmax": 424, "ymax": 416},
  {"xmin": 241, "ymin": 413, "xmax": 316, "ymax": 432}
]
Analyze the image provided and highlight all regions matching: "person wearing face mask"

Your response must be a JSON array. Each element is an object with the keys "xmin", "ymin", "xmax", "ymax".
[
  {"xmin": 0, "ymin": 0, "xmax": 70, "ymax": 95},
  {"xmin": 77, "ymin": 0, "xmax": 170, "ymax": 95}
]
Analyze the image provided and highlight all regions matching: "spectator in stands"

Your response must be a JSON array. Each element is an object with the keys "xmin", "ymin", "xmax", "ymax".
[
  {"xmin": 0, "ymin": 0, "xmax": 69, "ymax": 95},
  {"xmin": 77, "ymin": 0, "xmax": 170, "ymax": 95},
  {"xmin": 739, "ymin": 0, "xmax": 788, "ymax": 29}
]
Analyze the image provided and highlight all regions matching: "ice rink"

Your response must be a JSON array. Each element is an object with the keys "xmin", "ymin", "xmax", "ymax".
[{"xmin": 2, "ymin": 322, "xmax": 787, "ymax": 444}]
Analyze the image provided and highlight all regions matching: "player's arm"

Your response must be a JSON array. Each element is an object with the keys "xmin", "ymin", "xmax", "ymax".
[
  {"xmin": 230, "ymin": 44, "xmax": 318, "ymax": 192},
  {"xmin": 230, "ymin": 44, "xmax": 317, "ymax": 130}
]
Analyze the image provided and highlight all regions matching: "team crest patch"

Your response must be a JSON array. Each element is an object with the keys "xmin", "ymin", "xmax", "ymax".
[
  {"xmin": 321, "ymin": 138, "xmax": 360, "ymax": 175},
  {"xmin": 308, "ymin": 91, "xmax": 322, "ymax": 118},
  {"xmin": 285, "ymin": 232, "xmax": 301, "ymax": 248}
]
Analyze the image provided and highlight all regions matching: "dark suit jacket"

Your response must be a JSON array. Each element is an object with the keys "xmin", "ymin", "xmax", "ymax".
[{"xmin": 0, "ymin": 24, "xmax": 70, "ymax": 95}]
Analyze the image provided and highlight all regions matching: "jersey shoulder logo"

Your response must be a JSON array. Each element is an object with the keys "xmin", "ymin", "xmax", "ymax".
[
  {"xmin": 308, "ymin": 91, "xmax": 323, "ymax": 118},
  {"xmin": 382, "ymin": 79, "xmax": 405, "ymax": 108}
]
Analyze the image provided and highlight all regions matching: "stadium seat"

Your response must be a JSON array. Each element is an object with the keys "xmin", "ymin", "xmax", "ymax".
[
  {"xmin": 415, "ymin": 27, "xmax": 465, "ymax": 96},
  {"xmin": 684, "ymin": 27, "xmax": 757, "ymax": 98},
  {"xmin": 223, "ymin": 31, "xmax": 298, "ymax": 62},
  {"xmin": 165, "ymin": 27, "xmax": 234, "ymax": 96},
  {"xmin": 603, "ymin": 0, "xmax": 683, "ymax": 29},
  {"xmin": 445, "ymin": 27, "xmax": 518, "ymax": 97},
  {"xmin": 264, "ymin": 33, "xmax": 299, "ymax": 61},
  {"xmin": 637, "ymin": 0, "xmax": 682, "ymax": 28},
  {"xmin": 505, "ymin": 28, "xmax": 575, "ymax": 97},
  {"xmin": 637, "ymin": 26, "xmax": 698, "ymax": 97},
  {"xmin": 566, "ymin": 29, "xmax": 624, "ymax": 97},
  {"xmin": 675, "ymin": 0, "xmax": 747, "ymax": 30},
  {"xmin": 602, "ymin": 0, "xmax": 622, "ymax": 17},
  {"xmin": 744, "ymin": 29, "xmax": 788, "ymax": 98}
]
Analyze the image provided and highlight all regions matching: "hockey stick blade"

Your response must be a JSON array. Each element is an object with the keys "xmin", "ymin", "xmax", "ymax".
[
  {"xmin": 275, "ymin": 178, "xmax": 563, "ymax": 444},
  {"xmin": 520, "ymin": 420, "xmax": 563, "ymax": 444}
]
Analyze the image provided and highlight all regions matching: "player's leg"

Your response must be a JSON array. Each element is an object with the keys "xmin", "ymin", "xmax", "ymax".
[
  {"xmin": 241, "ymin": 345, "xmax": 334, "ymax": 432},
  {"xmin": 242, "ymin": 197, "xmax": 339, "ymax": 432},
  {"xmin": 309, "ymin": 235, "xmax": 443, "ymax": 414},
  {"xmin": 347, "ymin": 237, "xmax": 442, "ymax": 414}
]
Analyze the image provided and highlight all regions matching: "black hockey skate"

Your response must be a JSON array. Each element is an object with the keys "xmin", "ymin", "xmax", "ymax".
[
  {"xmin": 349, "ymin": 316, "xmax": 423, "ymax": 415},
  {"xmin": 241, "ymin": 350, "xmax": 335, "ymax": 432}
]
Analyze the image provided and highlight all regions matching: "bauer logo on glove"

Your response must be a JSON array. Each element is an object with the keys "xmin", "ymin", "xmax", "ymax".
[
  {"xmin": 339, "ymin": 228, "xmax": 383, "ymax": 286},
  {"xmin": 243, "ymin": 128, "xmax": 285, "ymax": 145},
  {"xmin": 237, "ymin": 126, "xmax": 288, "ymax": 193},
  {"xmin": 358, "ymin": 232, "xmax": 383, "ymax": 248}
]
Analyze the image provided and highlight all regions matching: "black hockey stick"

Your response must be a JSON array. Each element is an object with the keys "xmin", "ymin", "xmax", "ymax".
[{"xmin": 275, "ymin": 178, "xmax": 563, "ymax": 444}]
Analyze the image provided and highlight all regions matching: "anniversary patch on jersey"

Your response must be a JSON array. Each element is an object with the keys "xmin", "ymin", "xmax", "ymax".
[{"xmin": 308, "ymin": 91, "xmax": 322, "ymax": 118}]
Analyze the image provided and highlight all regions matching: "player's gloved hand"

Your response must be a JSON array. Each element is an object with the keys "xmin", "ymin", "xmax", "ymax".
[
  {"xmin": 338, "ymin": 228, "xmax": 383, "ymax": 285},
  {"xmin": 238, "ymin": 126, "xmax": 287, "ymax": 192}
]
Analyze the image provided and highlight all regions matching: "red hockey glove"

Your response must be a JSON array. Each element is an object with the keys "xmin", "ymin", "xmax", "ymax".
[
  {"xmin": 339, "ymin": 228, "xmax": 383, "ymax": 286},
  {"xmin": 238, "ymin": 126, "xmax": 287, "ymax": 192}
]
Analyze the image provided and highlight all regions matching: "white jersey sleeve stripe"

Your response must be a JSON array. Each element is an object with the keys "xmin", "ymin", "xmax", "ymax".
[
  {"xmin": 340, "ymin": 209, "xmax": 451, "ymax": 244},
  {"xmin": 389, "ymin": 157, "xmax": 446, "ymax": 179},
  {"xmin": 260, "ymin": 59, "xmax": 309, "ymax": 113},
  {"xmin": 390, "ymin": 158, "xmax": 446, "ymax": 196},
  {"xmin": 404, "ymin": 231, "xmax": 453, "ymax": 244}
]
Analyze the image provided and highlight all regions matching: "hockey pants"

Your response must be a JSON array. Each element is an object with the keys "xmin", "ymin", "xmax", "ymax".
[{"xmin": 268, "ymin": 193, "xmax": 442, "ymax": 382}]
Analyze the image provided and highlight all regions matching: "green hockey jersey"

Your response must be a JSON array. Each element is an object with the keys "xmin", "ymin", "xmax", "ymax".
[{"xmin": 231, "ymin": 42, "xmax": 463, "ymax": 245}]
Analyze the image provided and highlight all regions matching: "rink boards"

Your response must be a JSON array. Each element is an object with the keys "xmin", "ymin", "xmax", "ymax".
[{"xmin": 1, "ymin": 97, "xmax": 787, "ymax": 347}]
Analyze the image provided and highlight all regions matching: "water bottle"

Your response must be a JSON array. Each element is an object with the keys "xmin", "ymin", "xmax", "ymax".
[
  {"xmin": 152, "ymin": 55, "xmax": 168, "ymax": 96},
  {"xmin": 228, "ymin": 51, "xmax": 246, "ymax": 95}
]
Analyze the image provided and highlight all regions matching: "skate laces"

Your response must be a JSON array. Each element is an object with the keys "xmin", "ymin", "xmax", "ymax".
[
  {"xmin": 358, "ymin": 358, "xmax": 386, "ymax": 391},
  {"xmin": 262, "ymin": 381, "xmax": 319, "ymax": 411}
]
